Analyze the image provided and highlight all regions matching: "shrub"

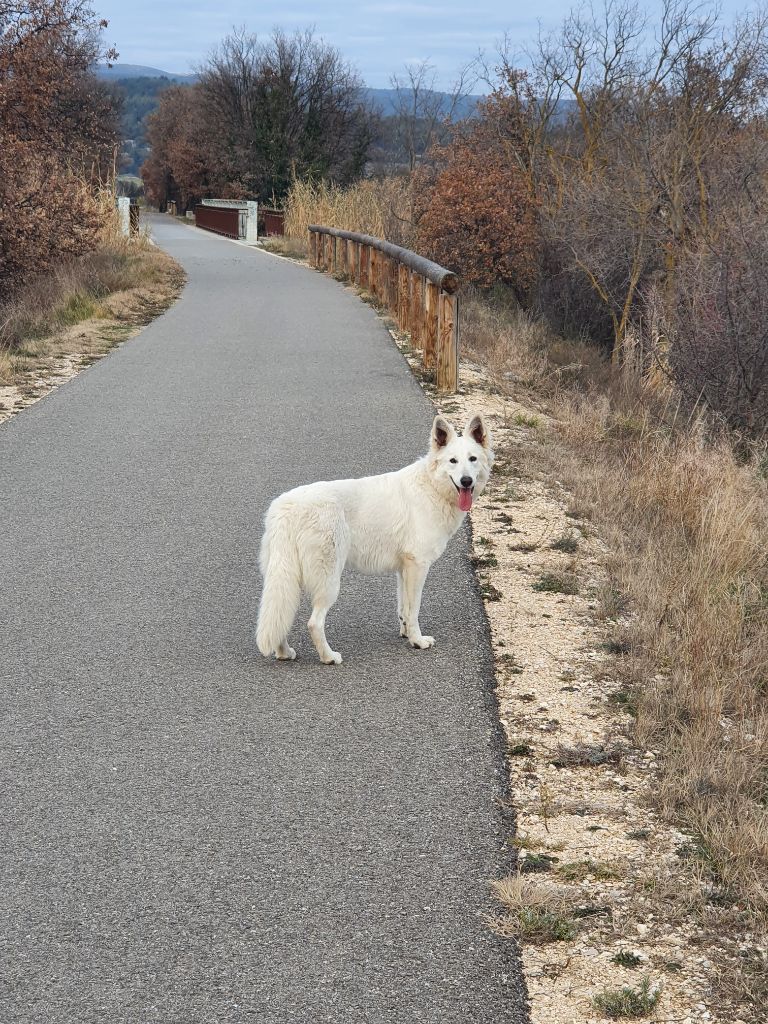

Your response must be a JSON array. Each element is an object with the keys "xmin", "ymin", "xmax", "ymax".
[
  {"xmin": 662, "ymin": 217, "xmax": 768, "ymax": 435},
  {"xmin": 0, "ymin": 2, "xmax": 119, "ymax": 293},
  {"xmin": 415, "ymin": 116, "xmax": 539, "ymax": 294}
]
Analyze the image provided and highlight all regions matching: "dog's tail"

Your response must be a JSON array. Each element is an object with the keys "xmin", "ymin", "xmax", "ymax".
[{"xmin": 256, "ymin": 508, "xmax": 302, "ymax": 657}]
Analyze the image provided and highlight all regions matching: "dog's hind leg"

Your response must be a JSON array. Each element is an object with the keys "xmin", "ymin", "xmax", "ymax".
[
  {"xmin": 303, "ymin": 514, "xmax": 348, "ymax": 665},
  {"xmin": 401, "ymin": 557, "xmax": 434, "ymax": 650}
]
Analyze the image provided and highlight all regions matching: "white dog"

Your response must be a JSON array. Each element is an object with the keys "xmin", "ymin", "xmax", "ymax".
[{"xmin": 256, "ymin": 413, "xmax": 493, "ymax": 664}]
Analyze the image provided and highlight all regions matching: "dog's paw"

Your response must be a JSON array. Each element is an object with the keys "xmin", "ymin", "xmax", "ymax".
[
  {"xmin": 276, "ymin": 646, "xmax": 297, "ymax": 661},
  {"xmin": 410, "ymin": 635, "xmax": 435, "ymax": 650},
  {"xmin": 321, "ymin": 650, "xmax": 343, "ymax": 665}
]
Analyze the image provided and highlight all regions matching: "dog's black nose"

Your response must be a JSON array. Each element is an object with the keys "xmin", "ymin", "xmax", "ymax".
[{"xmin": 460, "ymin": 476, "xmax": 473, "ymax": 488}]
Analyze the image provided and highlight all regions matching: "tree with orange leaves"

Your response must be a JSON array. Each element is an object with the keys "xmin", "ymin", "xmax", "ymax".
[
  {"xmin": 416, "ymin": 91, "xmax": 539, "ymax": 297},
  {"xmin": 0, "ymin": 1, "xmax": 120, "ymax": 289}
]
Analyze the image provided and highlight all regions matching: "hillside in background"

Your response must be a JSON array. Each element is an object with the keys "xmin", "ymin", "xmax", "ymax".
[
  {"xmin": 98, "ymin": 63, "xmax": 196, "ymax": 82},
  {"xmin": 98, "ymin": 65, "xmax": 483, "ymax": 177},
  {"xmin": 363, "ymin": 87, "xmax": 481, "ymax": 118}
]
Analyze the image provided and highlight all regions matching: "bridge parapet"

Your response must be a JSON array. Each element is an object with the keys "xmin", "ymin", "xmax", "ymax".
[{"xmin": 195, "ymin": 200, "xmax": 258, "ymax": 243}]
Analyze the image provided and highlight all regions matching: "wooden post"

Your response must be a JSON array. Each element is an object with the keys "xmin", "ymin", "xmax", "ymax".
[
  {"xmin": 355, "ymin": 242, "xmax": 362, "ymax": 285},
  {"xmin": 423, "ymin": 280, "xmax": 439, "ymax": 370},
  {"xmin": 408, "ymin": 271, "xmax": 421, "ymax": 348},
  {"xmin": 371, "ymin": 247, "xmax": 378, "ymax": 300},
  {"xmin": 415, "ymin": 276, "xmax": 424, "ymax": 348},
  {"xmin": 397, "ymin": 264, "xmax": 409, "ymax": 330},
  {"xmin": 382, "ymin": 255, "xmax": 389, "ymax": 308},
  {"xmin": 361, "ymin": 245, "xmax": 369, "ymax": 289},
  {"xmin": 353, "ymin": 241, "xmax": 360, "ymax": 285},
  {"xmin": 309, "ymin": 230, "xmax": 315, "ymax": 267},
  {"xmin": 385, "ymin": 253, "xmax": 390, "ymax": 307},
  {"xmin": 340, "ymin": 238, "xmax": 348, "ymax": 277},
  {"xmin": 437, "ymin": 291, "xmax": 459, "ymax": 392}
]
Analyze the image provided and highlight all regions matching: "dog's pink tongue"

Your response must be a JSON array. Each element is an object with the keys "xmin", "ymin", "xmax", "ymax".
[{"xmin": 458, "ymin": 488, "xmax": 473, "ymax": 512}]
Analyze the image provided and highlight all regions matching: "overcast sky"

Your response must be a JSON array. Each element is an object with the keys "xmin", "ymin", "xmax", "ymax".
[{"xmin": 96, "ymin": 0, "xmax": 753, "ymax": 89}]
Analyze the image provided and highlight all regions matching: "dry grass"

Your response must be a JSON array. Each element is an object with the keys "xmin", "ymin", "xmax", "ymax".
[
  {"xmin": 468, "ymin": 294, "xmax": 768, "ymax": 913},
  {"xmin": 490, "ymin": 874, "xmax": 577, "ymax": 942},
  {"xmin": 463, "ymin": 292, "xmax": 768, "ymax": 927},
  {"xmin": 0, "ymin": 231, "xmax": 174, "ymax": 385},
  {"xmin": 460, "ymin": 288, "xmax": 608, "ymax": 399},
  {"xmin": 259, "ymin": 235, "xmax": 309, "ymax": 260},
  {"xmin": 283, "ymin": 177, "xmax": 414, "ymax": 247},
  {"xmin": 557, "ymin": 421, "xmax": 768, "ymax": 913}
]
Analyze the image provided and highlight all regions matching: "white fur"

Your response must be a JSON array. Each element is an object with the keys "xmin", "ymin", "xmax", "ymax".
[{"xmin": 256, "ymin": 414, "xmax": 493, "ymax": 664}]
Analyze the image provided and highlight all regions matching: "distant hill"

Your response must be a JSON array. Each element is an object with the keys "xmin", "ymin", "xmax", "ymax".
[
  {"xmin": 97, "ymin": 63, "xmax": 197, "ymax": 83},
  {"xmin": 98, "ymin": 65, "xmax": 486, "ymax": 176},
  {"xmin": 363, "ymin": 88, "xmax": 482, "ymax": 119},
  {"xmin": 99, "ymin": 71, "xmax": 195, "ymax": 175},
  {"xmin": 97, "ymin": 67, "xmax": 481, "ymax": 113}
]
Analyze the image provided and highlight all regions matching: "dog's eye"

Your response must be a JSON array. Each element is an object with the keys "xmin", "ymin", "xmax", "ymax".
[
  {"xmin": 469, "ymin": 456, "xmax": 477, "ymax": 462},
  {"xmin": 449, "ymin": 458, "xmax": 458, "ymax": 464}
]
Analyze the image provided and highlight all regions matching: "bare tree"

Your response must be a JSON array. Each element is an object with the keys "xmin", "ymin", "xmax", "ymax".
[
  {"xmin": 389, "ymin": 58, "xmax": 478, "ymax": 173},
  {"xmin": 197, "ymin": 27, "xmax": 376, "ymax": 201},
  {"xmin": 511, "ymin": 0, "xmax": 768, "ymax": 362}
]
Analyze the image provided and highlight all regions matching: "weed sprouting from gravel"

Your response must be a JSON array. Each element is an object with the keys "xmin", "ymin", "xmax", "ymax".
[
  {"xmin": 612, "ymin": 950, "xmax": 644, "ymax": 968},
  {"xmin": 592, "ymin": 977, "xmax": 661, "ymax": 1018},
  {"xmin": 533, "ymin": 572, "xmax": 579, "ymax": 595},
  {"xmin": 550, "ymin": 532, "xmax": 579, "ymax": 553}
]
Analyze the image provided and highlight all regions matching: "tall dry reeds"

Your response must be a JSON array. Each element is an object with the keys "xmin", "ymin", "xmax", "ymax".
[{"xmin": 283, "ymin": 177, "xmax": 414, "ymax": 248}]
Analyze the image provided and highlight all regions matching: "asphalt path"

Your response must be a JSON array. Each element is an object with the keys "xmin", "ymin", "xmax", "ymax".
[{"xmin": 0, "ymin": 215, "xmax": 528, "ymax": 1023}]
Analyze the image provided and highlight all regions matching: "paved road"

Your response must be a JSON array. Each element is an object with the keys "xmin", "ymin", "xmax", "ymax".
[{"xmin": 0, "ymin": 216, "xmax": 528, "ymax": 1023}]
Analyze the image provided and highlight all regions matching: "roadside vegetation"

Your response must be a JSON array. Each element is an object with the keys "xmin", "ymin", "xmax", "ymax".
[{"xmin": 0, "ymin": 2, "xmax": 182, "ymax": 390}]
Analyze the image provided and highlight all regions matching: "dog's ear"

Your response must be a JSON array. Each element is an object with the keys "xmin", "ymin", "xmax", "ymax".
[
  {"xmin": 465, "ymin": 413, "xmax": 490, "ymax": 448},
  {"xmin": 431, "ymin": 415, "xmax": 456, "ymax": 449}
]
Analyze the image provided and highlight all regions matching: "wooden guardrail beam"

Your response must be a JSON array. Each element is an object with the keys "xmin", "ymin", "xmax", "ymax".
[{"xmin": 307, "ymin": 225, "xmax": 460, "ymax": 393}]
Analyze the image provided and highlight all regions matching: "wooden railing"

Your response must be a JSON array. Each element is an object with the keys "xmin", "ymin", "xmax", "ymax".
[{"xmin": 308, "ymin": 226, "xmax": 460, "ymax": 392}]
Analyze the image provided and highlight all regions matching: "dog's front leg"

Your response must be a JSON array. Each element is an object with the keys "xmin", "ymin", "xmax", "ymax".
[
  {"xmin": 396, "ymin": 570, "xmax": 407, "ymax": 637},
  {"xmin": 401, "ymin": 558, "xmax": 434, "ymax": 649}
]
